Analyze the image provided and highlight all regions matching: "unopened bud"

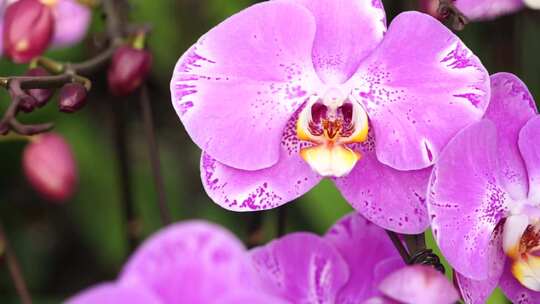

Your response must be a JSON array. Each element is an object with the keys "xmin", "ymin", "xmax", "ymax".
[
  {"xmin": 107, "ymin": 46, "xmax": 152, "ymax": 96},
  {"xmin": 23, "ymin": 133, "xmax": 77, "ymax": 202},
  {"xmin": 3, "ymin": 0, "xmax": 55, "ymax": 63},
  {"xmin": 59, "ymin": 83, "xmax": 87, "ymax": 113},
  {"xmin": 26, "ymin": 67, "xmax": 54, "ymax": 107},
  {"xmin": 18, "ymin": 94, "xmax": 39, "ymax": 113}
]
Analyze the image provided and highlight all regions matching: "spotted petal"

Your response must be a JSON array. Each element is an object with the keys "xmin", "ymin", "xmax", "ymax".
[
  {"xmin": 334, "ymin": 134, "xmax": 431, "ymax": 233},
  {"xmin": 349, "ymin": 12, "xmax": 489, "ymax": 171},
  {"xmin": 324, "ymin": 213, "xmax": 405, "ymax": 302},
  {"xmin": 500, "ymin": 260, "xmax": 540, "ymax": 304},
  {"xmin": 249, "ymin": 232, "xmax": 349, "ymax": 303},
  {"xmin": 171, "ymin": 1, "xmax": 321, "ymax": 170},
  {"xmin": 289, "ymin": 0, "xmax": 386, "ymax": 84},
  {"xmin": 51, "ymin": 0, "xmax": 91, "ymax": 48},
  {"xmin": 66, "ymin": 283, "xmax": 162, "ymax": 304},
  {"xmin": 519, "ymin": 117, "xmax": 540, "ymax": 203},
  {"xmin": 455, "ymin": 0, "xmax": 524, "ymax": 21},
  {"xmin": 428, "ymin": 120, "xmax": 509, "ymax": 280},
  {"xmin": 119, "ymin": 221, "xmax": 256, "ymax": 303}
]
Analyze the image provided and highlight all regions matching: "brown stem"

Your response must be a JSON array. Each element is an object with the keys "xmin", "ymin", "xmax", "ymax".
[
  {"xmin": 0, "ymin": 223, "xmax": 32, "ymax": 304},
  {"xmin": 385, "ymin": 230, "xmax": 410, "ymax": 262},
  {"xmin": 277, "ymin": 206, "xmax": 287, "ymax": 237}
]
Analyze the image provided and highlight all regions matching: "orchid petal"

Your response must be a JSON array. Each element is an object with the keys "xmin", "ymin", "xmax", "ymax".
[
  {"xmin": 500, "ymin": 259, "xmax": 540, "ymax": 303},
  {"xmin": 518, "ymin": 117, "xmax": 540, "ymax": 203},
  {"xmin": 66, "ymin": 283, "xmax": 162, "ymax": 304},
  {"xmin": 51, "ymin": 0, "xmax": 91, "ymax": 48},
  {"xmin": 455, "ymin": 0, "xmax": 524, "ymax": 21}
]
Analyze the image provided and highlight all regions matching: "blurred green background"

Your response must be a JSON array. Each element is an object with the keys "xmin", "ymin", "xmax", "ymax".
[{"xmin": 0, "ymin": 0, "xmax": 538, "ymax": 303}]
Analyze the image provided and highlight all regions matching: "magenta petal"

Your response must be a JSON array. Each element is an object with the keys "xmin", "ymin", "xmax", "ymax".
[
  {"xmin": 455, "ymin": 0, "xmax": 524, "ymax": 21},
  {"xmin": 379, "ymin": 265, "xmax": 459, "ymax": 304},
  {"xmin": 66, "ymin": 283, "xmax": 161, "ymax": 304},
  {"xmin": 349, "ymin": 11, "xmax": 489, "ymax": 171},
  {"xmin": 500, "ymin": 260, "xmax": 540, "ymax": 303},
  {"xmin": 518, "ymin": 117, "xmax": 540, "ymax": 202},
  {"xmin": 428, "ymin": 120, "xmax": 509, "ymax": 280},
  {"xmin": 171, "ymin": 1, "xmax": 321, "ymax": 170},
  {"xmin": 486, "ymin": 73, "xmax": 538, "ymax": 201},
  {"xmin": 334, "ymin": 136, "xmax": 431, "ymax": 233},
  {"xmin": 324, "ymin": 213, "xmax": 405, "ymax": 302},
  {"xmin": 51, "ymin": 0, "xmax": 91, "ymax": 48},
  {"xmin": 216, "ymin": 291, "xmax": 290, "ymax": 304},
  {"xmin": 119, "ymin": 221, "xmax": 254, "ymax": 303},
  {"xmin": 290, "ymin": 0, "xmax": 386, "ymax": 84},
  {"xmin": 201, "ymin": 113, "xmax": 321, "ymax": 211},
  {"xmin": 249, "ymin": 232, "xmax": 349, "ymax": 303}
]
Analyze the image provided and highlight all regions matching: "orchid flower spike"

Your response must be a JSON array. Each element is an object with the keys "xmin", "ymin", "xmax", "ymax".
[
  {"xmin": 67, "ymin": 213, "xmax": 458, "ymax": 304},
  {"xmin": 428, "ymin": 73, "xmax": 540, "ymax": 303},
  {"xmin": 170, "ymin": 0, "xmax": 490, "ymax": 234}
]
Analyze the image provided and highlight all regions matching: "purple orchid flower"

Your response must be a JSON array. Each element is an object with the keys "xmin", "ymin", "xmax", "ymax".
[
  {"xmin": 427, "ymin": 73, "xmax": 540, "ymax": 303},
  {"xmin": 170, "ymin": 0, "xmax": 490, "ymax": 234},
  {"xmin": 454, "ymin": 0, "xmax": 539, "ymax": 21},
  {"xmin": 67, "ymin": 213, "xmax": 458, "ymax": 303}
]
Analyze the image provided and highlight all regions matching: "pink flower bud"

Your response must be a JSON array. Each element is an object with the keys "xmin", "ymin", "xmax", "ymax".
[
  {"xmin": 23, "ymin": 133, "xmax": 77, "ymax": 202},
  {"xmin": 26, "ymin": 67, "xmax": 54, "ymax": 107},
  {"xmin": 107, "ymin": 46, "xmax": 152, "ymax": 96},
  {"xmin": 18, "ymin": 94, "xmax": 39, "ymax": 113},
  {"xmin": 3, "ymin": 0, "xmax": 55, "ymax": 63},
  {"xmin": 59, "ymin": 83, "xmax": 87, "ymax": 113}
]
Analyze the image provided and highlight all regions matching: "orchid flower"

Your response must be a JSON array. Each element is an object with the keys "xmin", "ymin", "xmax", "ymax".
[
  {"xmin": 427, "ymin": 73, "xmax": 540, "ymax": 303},
  {"xmin": 67, "ymin": 214, "xmax": 458, "ymax": 303},
  {"xmin": 454, "ymin": 0, "xmax": 539, "ymax": 21},
  {"xmin": 170, "ymin": 0, "xmax": 489, "ymax": 234}
]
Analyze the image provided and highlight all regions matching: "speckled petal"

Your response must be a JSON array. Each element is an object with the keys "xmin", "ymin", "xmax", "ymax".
[
  {"xmin": 334, "ymin": 134, "xmax": 431, "ymax": 234},
  {"xmin": 428, "ymin": 120, "xmax": 509, "ymax": 280},
  {"xmin": 119, "ymin": 221, "xmax": 255, "ymax": 303},
  {"xmin": 170, "ymin": 1, "xmax": 321, "ymax": 171},
  {"xmin": 249, "ymin": 232, "xmax": 349, "ymax": 303},
  {"xmin": 379, "ymin": 265, "xmax": 459, "ymax": 304},
  {"xmin": 288, "ymin": 0, "xmax": 386, "ymax": 84},
  {"xmin": 518, "ymin": 117, "xmax": 540, "ymax": 203},
  {"xmin": 324, "ymin": 212, "xmax": 405, "ymax": 302},
  {"xmin": 66, "ymin": 283, "xmax": 162, "ymax": 304},
  {"xmin": 485, "ymin": 73, "xmax": 538, "ymax": 201},
  {"xmin": 348, "ymin": 11, "xmax": 489, "ymax": 171},
  {"xmin": 455, "ymin": 0, "xmax": 524, "ymax": 21},
  {"xmin": 454, "ymin": 228, "xmax": 506, "ymax": 304},
  {"xmin": 500, "ymin": 260, "xmax": 540, "ymax": 303},
  {"xmin": 200, "ymin": 112, "xmax": 321, "ymax": 211},
  {"xmin": 51, "ymin": 0, "xmax": 91, "ymax": 48}
]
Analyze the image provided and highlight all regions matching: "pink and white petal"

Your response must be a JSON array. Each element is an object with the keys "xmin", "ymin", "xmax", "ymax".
[
  {"xmin": 379, "ymin": 265, "xmax": 459, "ymax": 304},
  {"xmin": 525, "ymin": 0, "xmax": 540, "ymax": 9},
  {"xmin": 362, "ymin": 297, "xmax": 401, "ymax": 304},
  {"xmin": 324, "ymin": 213, "xmax": 405, "ymax": 302},
  {"xmin": 428, "ymin": 120, "xmax": 510, "ymax": 280},
  {"xmin": 201, "ymin": 113, "xmax": 321, "ymax": 211},
  {"xmin": 455, "ymin": 0, "xmax": 524, "ymax": 21},
  {"xmin": 66, "ymin": 283, "xmax": 162, "ymax": 304},
  {"xmin": 171, "ymin": 1, "xmax": 321, "ymax": 171},
  {"xmin": 486, "ymin": 73, "xmax": 538, "ymax": 201},
  {"xmin": 518, "ymin": 117, "xmax": 540, "ymax": 203},
  {"xmin": 51, "ymin": 0, "xmax": 91, "ymax": 48},
  {"xmin": 334, "ymin": 134, "xmax": 432, "ymax": 234},
  {"xmin": 288, "ymin": 0, "xmax": 386, "ymax": 84},
  {"xmin": 249, "ymin": 232, "xmax": 349, "ymax": 303},
  {"xmin": 500, "ymin": 260, "xmax": 540, "ymax": 303},
  {"xmin": 455, "ymin": 227, "xmax": 506, "ymax": 304},
  {"xmin": 119, "ymin": 221, "xmax": 255, "ymax": 304},
  {"xmin": 348, "ymin": 11, "xmax": 489, "ymax": 171}
]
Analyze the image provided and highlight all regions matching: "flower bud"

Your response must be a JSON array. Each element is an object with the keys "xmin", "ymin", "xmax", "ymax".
[
  {"xmin": 3, "ymin": 0, "xmax": 55, "ymax": 63},
  {"xmin": 59, "ymin": 83, "xmax": 87, "ymax": 113},
  {"xmin": 107, "ymin": 46, "xmax": 152, "ymax": 96},
  {"xmin": 18, "ymin": 94, "xmax": 39, "ymax": 113},
  {"xmin": 23, "ymin": 133, "xmax": 77, "ymax": 202},
  {"xmin": 26, "ymin": 67, "xmax": 54, "ymax": 107}
]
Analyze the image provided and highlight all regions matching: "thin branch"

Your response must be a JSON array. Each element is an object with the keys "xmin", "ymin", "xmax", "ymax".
[
  {"xmin": 0, "ymin": 223, "xmax": 32, "ymax": 304},
  {"xmin": 385, "ymin": 230, "xmax": 410, "ymax": 263},
  {"xmin": 277, "ymin": 206, "xmax": 287, "ymax": 237}
]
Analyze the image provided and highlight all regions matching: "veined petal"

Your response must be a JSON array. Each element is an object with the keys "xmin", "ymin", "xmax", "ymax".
[
  {"xmin": 349, "ymin": 12, "xmax": 489, "ymax": 171},
  {"xmin": 66, "ymin": 283, "xmax": 162, "ymax": 304},
  {"xmin": 119, "ymin": 221, "xmax": 255, "ymax": 303},
  {"xmin": 455, "ymin": 0, "xmax": 524, "ymax": 21},
  {"xmin": 171, "ymin": 1, "xmax": 321, "ymax": 170},
  {"xmin": 201, "ymin": 112, "xmax": 321, "ymax": 211},
  {"xmin": 51, "ymin": 0, "xmax": 91, "ymax": 48},
  {"xmin": 249, "ymin": 233, "xmax": 349, "ymax": 304},
  {"xmin": 324, "ymin": 213, "xmax": 405, "ymax": 303},
  {"xmin": 334, "ymin": 133, "xmax": 431, "ymax": 234},
  {"xmin": 486, "ymin": 73, "xmax": 538, "ymax": 201},
  {"xmin": 500, "ymin": 260, "xmax": 540, "ymax": 303},
  {"xmin": 519, "ymin": 117, "xmax": 540, "ymax": 203},
  {"xmin": 289, "ymin": 0, "xmax": 386, "ymax": 84},
  {"xmin": 428, "ymin": 120, "xmax": 509, "ymax": 280}
]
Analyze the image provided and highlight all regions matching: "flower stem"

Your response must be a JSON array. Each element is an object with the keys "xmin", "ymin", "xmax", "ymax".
[
  {"xmin": 277, "ymin": 206, "xmax": 287, "ymax": 237},
  {"xmin": 385, "ymin": 230, "xmax": 410, "ymax": 262},
  {"xmin": 0, "ymin": 223, "xmax": 32, "ymax": 304},
  {"xmin": 139, "ymin": 85, "xmax": 172, "ymax": 225}
]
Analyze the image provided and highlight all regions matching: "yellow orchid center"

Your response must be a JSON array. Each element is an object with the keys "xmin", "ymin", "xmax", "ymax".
[{"xmin": 296, "ymin": 88, "xmax": 369, "ymax": 177}]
